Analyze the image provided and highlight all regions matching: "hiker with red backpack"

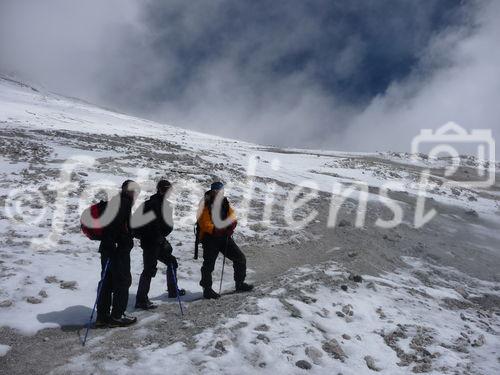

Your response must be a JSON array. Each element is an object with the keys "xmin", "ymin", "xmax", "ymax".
[
  {"xmin": 93, "ymin": 180, "xmax": 140, "ymax": 327},
  {"xmin": 132, "ymin": 179, "xmax": 185, "ymax": 310},
  {"xmin": 196, "ymin": 181, "xmax": 253, "ymax": 299}
]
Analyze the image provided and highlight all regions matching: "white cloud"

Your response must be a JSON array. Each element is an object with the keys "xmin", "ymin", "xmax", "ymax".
[
  {"xmin": 1, "ymin": 0, "xmax": 498, "ymax": 158},
  {"xmin": 338, "ymin": 0, "xmax": 500, "ymax": 157}
]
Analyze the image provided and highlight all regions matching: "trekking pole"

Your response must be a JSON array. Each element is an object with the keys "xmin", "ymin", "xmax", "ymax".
[
  {"xmin": 218, "ymin": 236, "xmax": 230, "ymax": 295},
  {"xmin": 168, "ymin": 263, "xmax": 184, "ymax": 316},
  {"xmin": 82, "ymin": 258, "xmax": 110, "ymax": 346}
]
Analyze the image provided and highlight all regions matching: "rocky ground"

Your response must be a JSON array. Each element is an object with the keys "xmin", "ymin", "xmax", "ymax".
[
  {"xmin": 0, "ymin": 131, "xmax": 498, "ymax": 374},
  {"xmin": 0, "ymin": 80, "xmax": 499, "ymax": 374}
]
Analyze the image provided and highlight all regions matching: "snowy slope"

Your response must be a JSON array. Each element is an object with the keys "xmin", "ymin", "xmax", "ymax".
[
  {"xmin": 0, "ymin": 77, "xmax": 499, "ymax": 374},
  {"xmin": 59, "ymin": 259, "xmax": 500, "ymax": 375}
]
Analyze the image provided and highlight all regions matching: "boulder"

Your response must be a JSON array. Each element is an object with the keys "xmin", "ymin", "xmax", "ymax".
[
  {"xmin": 295, "ymin": 360, "xmax": 312, "ymax": 370},
  {"xmin": 322, "ymin": 339, "xmax": 347, "ymax": 361}
]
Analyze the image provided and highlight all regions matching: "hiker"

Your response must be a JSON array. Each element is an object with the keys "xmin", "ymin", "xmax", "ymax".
[
  {"xmin": 197, "ymin": 181, "xmax": 253, "ymax": 299},
  {"xmin": 96, "ymin": 180, "xmax": 140, "ymax": 328},
  {"xmin": 133, "ymin": 180, "xmax": 185, "ymax": 310}
]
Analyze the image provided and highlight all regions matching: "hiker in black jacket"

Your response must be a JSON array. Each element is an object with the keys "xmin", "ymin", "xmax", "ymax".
[
  {"xmin": 134, "ymin": 180, "xmax": 185, "ymax": 310},
  {"xmin": 96, "ymin": 180, "xmax": 140, "ymax": 328}
]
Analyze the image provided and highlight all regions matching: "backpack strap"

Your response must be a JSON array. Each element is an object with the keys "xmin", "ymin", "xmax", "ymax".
[{"xmin": 194, "ymin": 223, "xmax": 200, "ymax": 259}]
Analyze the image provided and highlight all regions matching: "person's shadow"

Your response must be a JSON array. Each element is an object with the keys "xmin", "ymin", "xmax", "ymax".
[
  {"xmin": 150, "ymin": 291, "xmax": 204, "ymax": 303},
  {"xmin": 37, "ymin": 305, "xmax": 93, "ymax": 332}
]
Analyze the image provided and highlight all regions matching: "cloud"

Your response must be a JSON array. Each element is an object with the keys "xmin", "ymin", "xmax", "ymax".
[
  {"xmin": 339, "ymin": 0, "xmax": 500, "ymax": 156},
  {"xmin": 1, "ymin": 0, "xmax": 498, "ymax": 157},
  {"xmin": 0, "ymin": 0, "xmax": 141, "ymax": 98}
]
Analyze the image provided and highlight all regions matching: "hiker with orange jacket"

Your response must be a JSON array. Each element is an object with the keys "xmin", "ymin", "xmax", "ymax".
[{"xmin": 197, "ymin": 181, "xmax": 253, "ymax": 299}]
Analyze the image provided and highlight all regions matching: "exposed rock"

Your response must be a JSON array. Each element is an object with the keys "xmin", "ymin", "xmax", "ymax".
[
  {"xmin": 469, "ymin": 294, "xmax": 500, "ymax": 310},
  {"xmin": 0, "ymin": 299, "xmax": 13, "ymax": 308},
  {"xmin": 336, "ymin": 311, "xmax": 345, "ymax": 318},
  {"xmin": 381, "ymin": 326, "xmax": 407, "ymax": 352},
  {"xmin": 256, "ymin": 334, "xmax": 270, "ymax": 344},
  {"xmin": 27, "ymin": 296, "xmax": 42, "ymax": 304},
  {"xmin": 280, "ymin": 298, "xmax": 302, "ymax": 318},
  {"xmin": 316, "ymin": 308, "xmax": 330, "ymax": 318},
  {"xmin": 44, "ymin": 275, "xmax": 59, "ymax": 284},
  {"xmin": 60, "ymin": 281, "xmax": 78, "ymax": 290},
  {"xmin": 322, "ymin": 339, "xmax": 347, "ymax": 361},
  {"xmin": 338, "ymin": 219, "xmax": 351, "ymax": 227},
  {"xmin": 382, "ymin": 234, "xmax": 394, "ymax": 241},
  {"xmin": 214, "ymin": 341, "xmax": 227, "ymax": 352},
  {"xmin": 341, "ymin": 304, "xmax": 354, "ymax": 316},
  {"xmin": 305, "ymin": 346, "xmax": 323, "ymax": 365},
  {"xmin": 376, "ymin": 307, "xmax": 386, "ymax": 319},
  {"xmin": 342, "ymin": 334, "xmax": 351, "ymax": 340},
  {"xmin": 364, "ymin": 355, "xmax": 381, "ymax": 371},
  {"xmin": 441, "ymin": 337, "xmax": 469, "ymax": 354},
  {"xmin": 472, "ymin": 334, "xmax": 485, "ymax": 347},
  {"xmin": 454, "ymin": 287, "xmax": 468, "ymax": 299},
  {"xmin": 348, "ymin": 274, "xmax": 363, "ymax": 283},
  {"xmin": 366, "ymin": 282, "xmax": 377, "ymax": 291},
  {"xmin": 254, "ymin": 324, "xmax": 270, "ymax": 332},
  {"xmin": 409, "ymin": 328, "xmax": 434, "ymax": 350},
  {"xmin": 412, "ymin": 363, "xmax": 431, "ymax": 373},
  {"xmin": 14, "ymin": 259, "xmax": 30, "ymax": 265},
  {"xmin": 295, "ymin": 360, "xmax": 312, "ymax": 370},
  {"xmin": 38, "ymin": 290, "xmax": 48, "ymax": 298},
  {"xmin": 465, "ymin": 209, "xmax": 478, "ymax": 218},
  {"xmin": 442, "ymin": 298, "xmax": 473, "ymax": 310},
  {"xmin": 300, "ymin": 295, "xmax": 317, "ymax": 304},
  {"xmin": 340, "ymin": 285, "xmax": 348, "ymax": 292}
]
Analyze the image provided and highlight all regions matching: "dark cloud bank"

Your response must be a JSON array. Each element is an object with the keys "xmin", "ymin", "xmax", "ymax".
[{"xmin": 1, "ymin": 0, "xmax": 499, "ymax": 155}]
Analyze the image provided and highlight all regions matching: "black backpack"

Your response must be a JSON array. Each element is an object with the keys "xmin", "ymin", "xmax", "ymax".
[{"xmin": 131, "ymin": 201, "xmax": 149, "ymax": 240}]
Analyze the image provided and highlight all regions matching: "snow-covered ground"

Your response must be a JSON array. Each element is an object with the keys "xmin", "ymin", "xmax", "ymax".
[
  {"xmin": 57, "ymin": 258, "xmax": 499, "ymax": 374},
  {"xmin": 0, "ymin": 76, "xmax": 499, "ymax": 374}
]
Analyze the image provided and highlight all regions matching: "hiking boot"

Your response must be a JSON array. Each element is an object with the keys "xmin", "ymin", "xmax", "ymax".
[
  {"xmin": 203, "ymin": 288, "xmax": 220, "ymax": 299},
  {"xmin": 135, "ymin": 299, "xmax": 158, "ymax": 310},
  {"xmin": 94, "ymin": 315, "xmax": 109, "ymax": 328},
  {"xmin": 108, "ymin": 314, "xmax": 137, "ymax": 327},
  {"xmin": 168, "ymin": 288, "xmax": 186, "ymax": 299},
  {"xmin": 235, "ymin": 282, "xmax": 254, "ymax": 292}
]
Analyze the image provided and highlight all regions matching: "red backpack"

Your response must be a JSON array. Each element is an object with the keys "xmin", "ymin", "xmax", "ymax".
[{"xmin": 80, "ymin": 200, "xmax": 108, "ymax": 241}]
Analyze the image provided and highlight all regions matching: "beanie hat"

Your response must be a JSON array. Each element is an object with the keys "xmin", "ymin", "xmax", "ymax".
[
  {"xmin": 210, "ymin": 181, "xmax": 224, "ymax": 191},
  {"xmin": 157, "ymin": 179, "xmax": 172, "ymax": 192}
]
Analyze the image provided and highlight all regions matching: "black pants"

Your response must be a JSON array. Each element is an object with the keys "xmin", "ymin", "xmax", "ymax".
[
  {"xmin": 97, "ymin": 239, "xmax": 133, "ymax": 319},
  {"xmin": 200, "ymin": 236, "xmax": 246, "ymax": 289},
  {"xmin": 136, "ymin": 239, "xmax": 178, "ymax": 303}
]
